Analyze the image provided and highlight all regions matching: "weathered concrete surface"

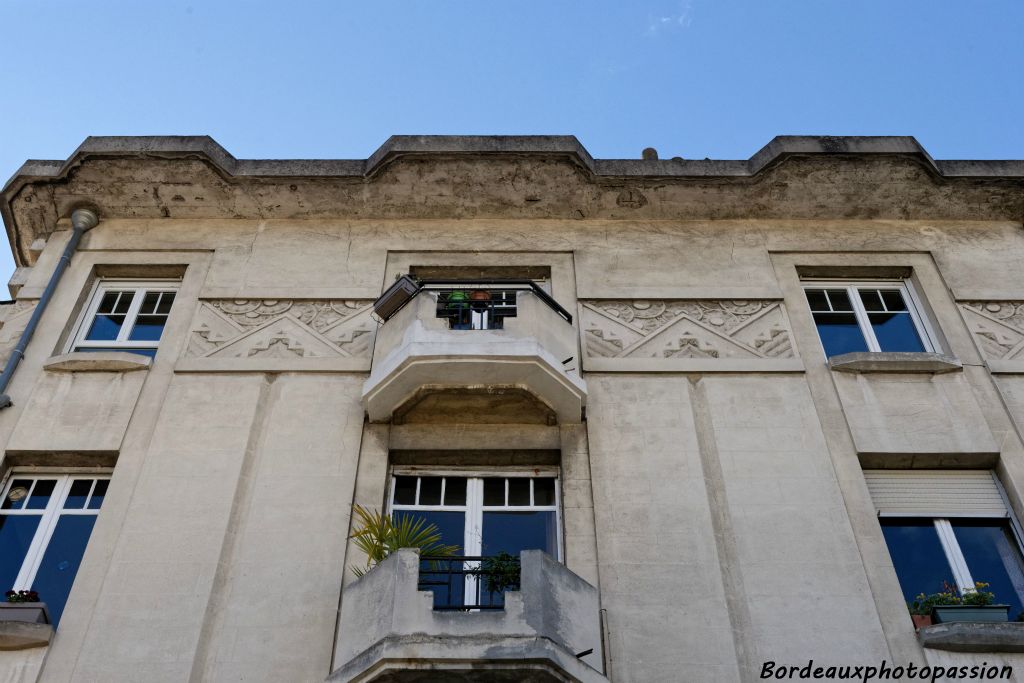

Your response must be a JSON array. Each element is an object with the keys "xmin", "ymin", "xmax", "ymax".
[
  {"xmin": 920, "ymin": 622, "xmax": 1024, "ymax": 653},
  {"xmin": 0, "ymin": 622, "xmax": 52, "ymax": 651},
  {"xmin": 829, "ymin": 351, "xmax": 962, "ymax": 374},
  {"xmin": 329, "ymin": 549, "xmax": 606, "ymax": 682},
  {"xmin": 832, "ymin": 372, "xmax": 997, "ymax": 456},
  {"xmin": 365, "ymin": 292, "xmax": 586, "ymax": 423}
]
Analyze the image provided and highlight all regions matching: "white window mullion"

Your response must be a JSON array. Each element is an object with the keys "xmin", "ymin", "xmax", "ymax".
[
  {"xmin": 116, "ymin": 290, "xmax": 147, "ymax": 342},
  {"xmin": 13, "ymin": 476, "xmax": 70, "ymax": 589},
  {"xmin": 465, "ymin": 479, "xmax": 483, "ymax": 605},
  {"xmin": 848, "ymin": 286, "xmax": 881, "ymax": 352},
  {"xmin": 934, "ymin": 519, "xmax": 975, "ymax": 594}
]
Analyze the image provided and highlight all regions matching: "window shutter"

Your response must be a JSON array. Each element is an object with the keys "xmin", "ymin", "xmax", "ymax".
[{"xmin": 864, "ymin": 470, "xmax": 1008, "ymax": 517}]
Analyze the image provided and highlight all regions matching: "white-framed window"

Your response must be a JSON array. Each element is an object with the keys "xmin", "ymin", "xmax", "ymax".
[
  {"xmin": 802, "ymin": 279, "xmax": 939, "ymax": 357},
  {"xmin": 0, "ymin": 473, "xmax": 111, "ymax": 625},
  {"xmin": 866, "ymin": 470, "xmax": 1024, "ymax": 620},
  {"xmin": 388, "ymin": 470, "xmax": 561, "ymax": 608},
  {"xmin": 68, "ymin": 280, "xmax": 179, "ymax": 357}
]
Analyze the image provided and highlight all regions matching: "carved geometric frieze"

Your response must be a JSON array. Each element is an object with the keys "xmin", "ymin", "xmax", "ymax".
[
  {"xmin": 178, "ymin": 299, "xmax": 376, "ymax": 372},
  {"xmin": 960, "ymin": 301, "xmax": 1024, "ymax": 364},
  {"xmin": 580, "ymin": 299, "xmax": 801, "ymax": 372}
]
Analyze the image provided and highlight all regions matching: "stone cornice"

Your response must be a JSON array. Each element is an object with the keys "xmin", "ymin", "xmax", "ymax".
[{"xmin": 3, "ymin": 135, "xmax": 1024, "ymax": 266}]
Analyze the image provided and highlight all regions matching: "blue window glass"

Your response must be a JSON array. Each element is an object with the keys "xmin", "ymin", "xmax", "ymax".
[
  {"xmin": 952, "ymin": 520, "xmax": 1024, "ymax": 620},
  {"xmin": 30, "ymin": 516, "xmax": 98, "ymax": 625},
  {"xmin": 805, "ymin": 288, "xmax": 869, "ymax": 357},
  {"xmin": 395, "ymin": 510, "xmax": 465, "ymax": 608},
  {"xmin": 85, "ymin": 291, "xmax": 132, "ymax": 341},
  {"xmin": 880, "ymin": 519, "xmax": 957, "ymax": 603},
  {"xmin": 859, "ymin": 289, "xmax": 926, "ymax": 352},
  {"xmin": 0, "ymin": 516, "xmax": 42, "ymax": 594}
]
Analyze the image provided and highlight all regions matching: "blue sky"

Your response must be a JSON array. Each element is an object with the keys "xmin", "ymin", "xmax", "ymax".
[{"xmin": 1, "ymin": 1, "xmax": 1022, "ymax": 285}]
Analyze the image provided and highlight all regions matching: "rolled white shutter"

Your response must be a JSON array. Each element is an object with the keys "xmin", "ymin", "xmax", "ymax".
[{"xmin": 864, "ymin": 470, "xmax": 1008, "ymax": 517}]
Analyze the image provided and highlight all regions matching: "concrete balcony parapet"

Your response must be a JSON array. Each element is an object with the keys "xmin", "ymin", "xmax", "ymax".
[
  {"xmin": 362, "ymin": 291, "xmax": 586, "ymax": 423},
  {"xmin": 328, "ymin": 549, "xmax": 607, "ymax": 682}
]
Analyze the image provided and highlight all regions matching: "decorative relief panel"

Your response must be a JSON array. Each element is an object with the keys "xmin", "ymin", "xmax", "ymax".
[
  {"xmin": 960, "ymin": 301, "xmax": 1024, "ymax": 361},
  {"xmin": 580, "ymin": 299, "xmax": 797, "ymax": 371},
  {"xmin": 184, "ymin": 299, "xmax": 375, "ymax": 366}
]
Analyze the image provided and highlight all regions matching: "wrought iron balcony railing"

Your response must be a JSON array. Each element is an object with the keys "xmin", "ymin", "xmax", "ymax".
[{"xmin": 419, "ymin": 554, "xmax": 521, "ymax": 611}]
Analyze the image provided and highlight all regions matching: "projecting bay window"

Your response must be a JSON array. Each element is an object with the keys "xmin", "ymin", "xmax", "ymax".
[
  {"xmin": 69, "ymin": 280, "xmax": 179, "ymax": 357},
  {"xmin": 0, "ymin": 473, "xmax": 110, "ymax": 625},
  {"xmin": 803, "ymin": 281, "xmax": 938, "ymax": 357},
  {"xmin": 867, "ymin": 470, "xmax": 1024, "ymax": 620},
  {"xmin": 389, "ymin": 472, "xmax": 561, "ymax": 609}
]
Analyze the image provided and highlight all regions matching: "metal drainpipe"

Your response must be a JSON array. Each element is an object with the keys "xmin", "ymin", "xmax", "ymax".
[{"xmin": 0, "ymin": 208, "xmax": 99, "ymax": 409}]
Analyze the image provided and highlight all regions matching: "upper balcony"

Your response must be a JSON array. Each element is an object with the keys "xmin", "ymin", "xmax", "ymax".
[
  {"xmin": 328, "ymin": 549, "xmax": 607, "ymax": 682},
  {"xmin": 362, "ymin": 278, "xmax": 587, "ymax": 424}
]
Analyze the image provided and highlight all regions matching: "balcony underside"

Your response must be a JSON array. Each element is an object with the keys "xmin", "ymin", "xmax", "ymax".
[
  {"xmin": 363, "ymin": 347, "xmax": 586, "ymax": 424},
  {"xmin": 330, "ymin": 634, "xmax": 607, "ymax": 683}
]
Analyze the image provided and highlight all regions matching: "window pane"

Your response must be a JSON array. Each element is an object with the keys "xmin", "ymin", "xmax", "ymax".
[
  {"xmin": 393, "ymin": 476, "xmax": 417, "ymax": 505},
  {"xmin": 30, "ymin": 515, "xmax": 97, "ymax": 626},
  {"xmin": 812, "ymin": 313, "xmax": 869, "ymax": 357},
  {"xmin": 95, "ymin": 291, "xmax": 123, "ymax": 314},
  {"xmin": 128, "ymin": 315, "xmax": 168, "ymax": 342},
  {"xmin": 825, "ymin": 289, "xmax": 854, "ymax": 311},
  {"xmin": 85, "ymin": 313, "xmax": 125, "ymax": 341},
  {"xmin": 533, "ymin": 478, "xmax": 556, "ymax": 506},
  {"xmin": 26, "ymin": 480, "xmax": 57, "ymax": 510},
  {"xmin": 395, "ymin": 510, "xmax": 466, "ymax": 609},
  {"xmin": 858, "ymin": 289, "xmax": 885, "ymax": 312},
  {"xmin": 483, "ymin": 478, "xmax": 505, "ymax": 506},
  {"xmin": 804, "ymin": 289, "xmax": 829, "ymax": 312},
  {"xmin": 952, "ymin": 520, "xmax": 1024, "ymax": 620},
  {"xmin": 869, "ymin": 312, "xmax": 926, "ymax": 352},
  {"xmin": 508, "ymin": 479, "xmax": 530, "ymax": 506},
  {"xmin": 139, "ymin": 292, "xmax": 161, "ymax": 314},
  {"xmin": 87, "ymin": 480, "xmax": 108, "ymax": 510},
  {"xmin": 880, "ymin": 519, "xmax": 957, "ymax": 603},
  {"xmin": 482, "ymin": 511, "xmax": 557, "ymax": 557},
  {"xmin": 881, "ymin": 290, "xmax": 908, "ymax": 311},
  {"xmin": 419, "ymin": 477, "xmax": 442, "ymax": 506},
  {"xmin": 0, "ymin": 515, "xmax": 41, "ymax": 592},
  {"xmin": 155, "ymin": 292, "xmax": 176, "ymax": 315},
  {"xmin": 63, "ymin": 480, "xmax": 92, "ymax": 510},
  {"xmin": 443, "ymin": 477, "xmax": 466, "ymax": 506},
  {"xmin": 2, "ymin": 479, "xmax": 33, "ymax": 510}
]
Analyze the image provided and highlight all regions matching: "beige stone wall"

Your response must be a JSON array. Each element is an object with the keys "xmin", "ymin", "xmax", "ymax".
[{"xmin": 1, "ymin": 192, "xmax": 1024, "ymax": 680}]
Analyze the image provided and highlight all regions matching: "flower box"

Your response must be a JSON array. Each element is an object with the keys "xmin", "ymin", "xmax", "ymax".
[
  {"xmin": 0, "ymin": 602, "xmax": 50, "ymax": 624},
  {"xmin": 932, "ymin": 605, "xmax": 1010, "ymax": 624}
]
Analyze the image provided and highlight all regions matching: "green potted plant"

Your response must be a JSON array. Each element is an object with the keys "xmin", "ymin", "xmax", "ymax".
[
  {"xmin": 916, "ymin": 581, "xmax": 1010, "ymax": 624},
  {"xmin": 481, "ymin": 552, "xmax": 521, "ymax": 596},
  {"xmin": 0, "ymin": 590, "xmax": 50, "ymax": 624},
  {"xmin": 908, "ymin": 594, "xmax": 936, "ymax": 630}
]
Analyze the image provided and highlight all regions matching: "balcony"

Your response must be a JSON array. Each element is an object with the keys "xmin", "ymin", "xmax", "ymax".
[
  {"xmin": 328, "ymin": 549, "xmax": 608, "ymax": 682},
  {"xmin": 362, "ymin": 280, "xmax": 587, "ymax": 424}
]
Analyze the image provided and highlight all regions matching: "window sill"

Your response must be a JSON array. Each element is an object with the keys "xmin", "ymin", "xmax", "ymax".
[
  {"xmin": 919, "ymin": 622, "xmax": 1024, "ymax": 653},
  {"xmin": 43, "ymin": 351, "xmax": 152, "ymax": 373},
  {"xmin": 828, "ymin": 352, "xmax": 962, "ymax": 374},
  {"xmin": 0, "ymin": 603, "xmax": 52, "ymax": 650}
]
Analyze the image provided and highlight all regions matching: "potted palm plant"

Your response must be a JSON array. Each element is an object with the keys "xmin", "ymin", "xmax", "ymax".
[{"xmin": 348, "ymin": 505, "xmax": 459, "ymax": 578}]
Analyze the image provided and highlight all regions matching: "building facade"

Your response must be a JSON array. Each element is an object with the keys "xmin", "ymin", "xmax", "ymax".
[{"xmin": 0, "ymin": 135, "xmax": 1023, "ymax": 681}]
